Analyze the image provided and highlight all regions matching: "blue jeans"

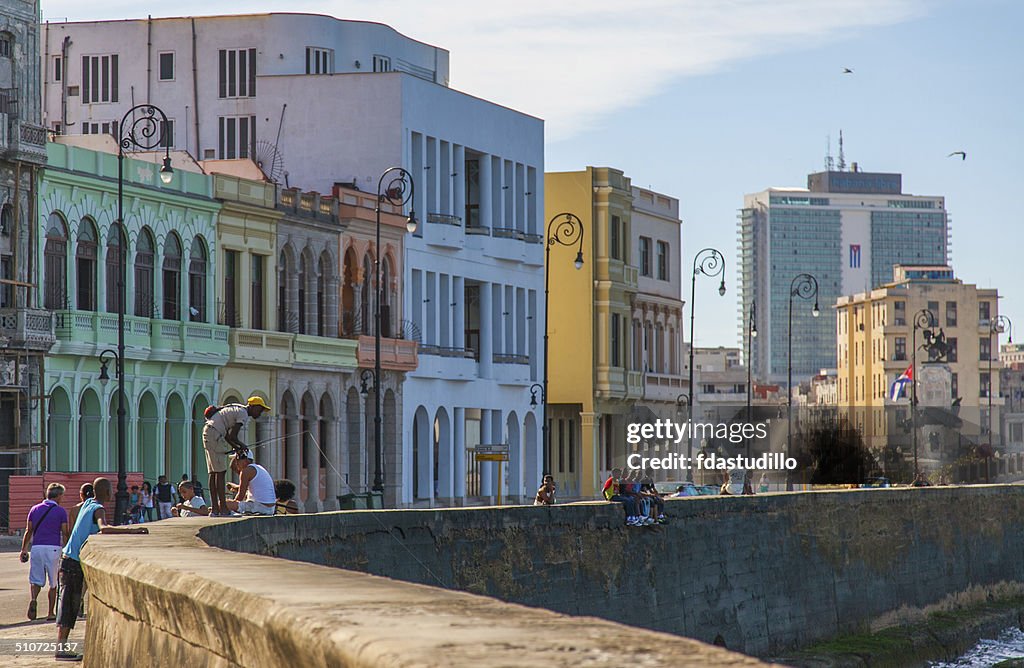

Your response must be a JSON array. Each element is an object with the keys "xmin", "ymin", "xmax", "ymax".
[{"xmin": 609, "ymin": 494, "xmax": 637, "ymax": 517}]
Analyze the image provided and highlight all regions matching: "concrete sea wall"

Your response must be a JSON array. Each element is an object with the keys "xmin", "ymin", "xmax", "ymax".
[{"xmin": 200, "ymin": 486, "xmax": 1024, "ymax": 657}]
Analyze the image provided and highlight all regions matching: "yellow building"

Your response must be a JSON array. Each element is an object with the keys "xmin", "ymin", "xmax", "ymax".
[
  {"xmin": 836, "ymin": 265, "xmax": 1000, "ymax": 452},
  {"xmin": 545, "ymin": 167, "xmax": 642, "ymax": 497}
]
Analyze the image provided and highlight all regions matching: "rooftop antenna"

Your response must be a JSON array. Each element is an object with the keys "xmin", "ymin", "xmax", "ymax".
[
  {"xmin": 837, "ymin": 129, "xmax": 847, "ymax": 172},
  {"xmin": 825, "ymin": 134, "xmax": 834, "ymax": 171}
]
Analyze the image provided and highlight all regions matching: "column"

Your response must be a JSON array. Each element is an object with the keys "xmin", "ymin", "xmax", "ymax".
[
  {"xmin": 453, "ymin": 145, "xmax": 466, "ymax": 224},
  {"xmin": 305, "ymin": 418, "xmax": 321, "ymax": 512},
  {"xmin": 286, "ymin": 410, "xmax": 301, "ymax": 496},
  {"xmin": 480, "ymin": 409, "xmax": 493, "ymax": 497},
  {"xmin": 287, "ymin": 261, "xmax": 300, "ymax": 333},
  {"xmin": 326, "ymin": 276, "xmax": 340, "ymax": 338},
  {"xmin": 453, "ymin": 276, "xmax": 466, "ymax": 349},
  {"xmin": 97, "ymin": 242, "xmax": 108, "ymax": 313},
  {"xmin": 479, "ymin": 281, "xmax": 493, "ymax": 377},
  {"xmin": 479, "ymin": 154, "xmax": 492, "ymax": 230},
  {"xmin": 438, "ymin": 409, "xmax": 455, "ymax": 502},
  {"xmin": 240, "ymin": 251, "xmax": 252, "ymax": 329},
  {"xmin": 580, "ymin": 412, "xmax": 599, "ymax": 498},
  {"xmin": 306, "ymin": 263, "xmax": 318, "ymax": 335},
  {"xmin": 453, "ymin": 407, "xmax": 466, "ymax": 500}
]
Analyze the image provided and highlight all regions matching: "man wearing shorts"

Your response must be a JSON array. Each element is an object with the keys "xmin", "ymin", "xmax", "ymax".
[
  {"xmin": 20, "ymin": 483, "xmax": 69, "ymax": 621},
  {"xmin": 55, "ymin": 477, "xmax": 147, "ymax": 661},
  {"xmin": 203, "ymin": 396, "xmax": 270, "ymax": 516}
]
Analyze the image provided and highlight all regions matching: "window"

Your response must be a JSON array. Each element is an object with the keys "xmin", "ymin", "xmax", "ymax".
[
  {"xmin": 159, "ymin": 119, "xmax": 174, "ymax": 149},
  {"xmin": 251, "ymin": 255, "xmax": 264, "ymax": 329},
  {"xmin": 223, "ymin": 250, "xmax": 239, "ymax": 327},
  {"xmin": 305, "ymin": 47, "xmax": 332, "ymax": 74},
  {"xmin": 44, "ymin": 213, "xmax": 68, "ymax": 310},
  {"xmin": 951, "ymin": 372, "xmax": 958, "ymax": 399},
  {"xmin": 927, "ymin": 301, "xmax": 939, "ymax": 317},
  {"xmin": 894, "ymin": 300, "xmax": 906, "ymax": 326},
  {"xmin": 218, "ymin": 48, "xmax": 256, "ymax": 98},
  {"xmin": 76, "ymin": 219, "xmax": 98, "ymax": 311},
  {"xmin": 981, "ymin": 337, "xmax": 991, "ymax": 362},
  {"xmin": 372, "ymin": 55, "xmax": 391, "ymax": 72},
  {"xmin": 159, "ymin": 52, "xmax": 174, "ymax": 81},
  {"xmin": 980, "ymin": 301, "xmax": 991, "ymax": 323},
  {"xmin": 105, "ymin": 223, "xmax": 123, "ymax": 314},
  {"xmin": 0, "ymin": 33, "xmax": 11, "ymax": 59},
  {"xmin": 134, "ymin": 229, "xmax": 154, "ymax": 317},
  {"xmin": 0, "ymin": 255, "xmax": 11, "ymax": 308},
  {"xmin": 894, "ymin": 337, "xmax": 906, "ymax": 361},
  {"xmin": 81, "ymin": 54, "xmax": 119, "ymax": 103},
  {"xmin": 162, "ymin": 234, "xmax": 182, "ymax": 320},
  {"xmin": 946, "ymin": 301, "xmax": 957, "ymax": 327},
  {"xmin": 189, "ymin": 238, "xmax": 207, "ymax": 322},
  {"xmin": 610, "ymin": 215, "xmax": 621, "ymax": 260},
  {"xmin": 218, "ymin": 115, "xmax": 255, "ymax": 159},
  {"xmin": 611, "ymin": 313, "xmax": 620, "ymax": 367},
  {"xmin": 656, "ymin": 241, "xmax": 669, "ymax": 280},
  {"xmin": 947, "ymin": 337, "xmax": 958, "ymax": 363},
  {"xmin": 639, "ymin": 237, "xmax": 651, "ymax": 276},
  {"xmin": 82, "ymin": 121, "xmax": 118, "ymax": 137},
  {"xmin": 54, "ymin": 56, "xmax": 62, "ymax": 81},
  {"xmin": 981, "ymin": 372, "xmax": 991, "ymax": 398}
]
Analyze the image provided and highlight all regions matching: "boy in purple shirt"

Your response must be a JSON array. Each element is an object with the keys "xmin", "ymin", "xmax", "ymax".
[{"xmin": 19, "ymin": 483, "xmax": 69, "ymax": 621}]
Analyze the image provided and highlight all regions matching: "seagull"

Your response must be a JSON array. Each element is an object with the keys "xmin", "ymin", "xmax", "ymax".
[
  {"xmin": 842, "ymin": 67, "xmax": 853, "ymax": 74},
  {"xmin": 947, "ymin": 151, "xmax": 966, "ymax": 161}
]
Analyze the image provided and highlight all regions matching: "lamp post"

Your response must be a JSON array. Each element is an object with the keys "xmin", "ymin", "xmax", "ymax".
[
  {"xmin": 989, "ymin": 315, "xmax": 1013, "ymax": 451},
  {"xmin": 910, "ymin": 308, "xmax": 937, "ymax": 480},
  {"xmin": 746, "ymin": 300, "xmax": 757, "ymax": 458},
  {"xmin": 787, "ymin": 273, "xmax": 819, "ymax": 491},
  {"xmin": 372, "ymin": 168, "xmax": 417, "ymax": 497},
  {"xmin": 687, "ymin": 248, "xmax": 726, "ymax": 482},
  {"xmin": 541, "ymin": 213, "xmax": 584, "ymax": 477},
  {"xmin": 102, "ymin": 105, "xmax": 173, "ymax": 526}
]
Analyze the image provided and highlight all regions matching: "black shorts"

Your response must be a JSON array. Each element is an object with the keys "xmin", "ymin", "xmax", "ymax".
[{"xmin": 56, "ymin": 557, "xmax": 84, "ymax": 629}]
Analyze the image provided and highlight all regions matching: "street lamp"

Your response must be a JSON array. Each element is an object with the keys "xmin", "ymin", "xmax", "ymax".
[
  {"xmin": 106, "ymin": 105, "xmax": 173, "ymax": 525},
  {"xmin": 686, "ymin": 248, "xmax": 726, "ymax": 482},
  {"xmin": 787, "ymin": 273, "xmax": 819, "ymax": 491},
  {"xmin": 529, "ymin": 383, "xmax": 544, "ymax": 408},
  {"xmin": 989, "ymin": 315, "xmax": 1013, "ymax": 451},
  {"xmin": 541, "ymin": 213, "xmax": 585, "ymax": 476},
  {"xmin": 372, "ymin": 168, "xmax": 416, "ymax": 497},
  {"xmin": 747, "ymin": 300, "xmax": 757, "ymax": 458},
  {"xmin": 910, "ymin": 308, "xmax": 937, "ymax": 479}
]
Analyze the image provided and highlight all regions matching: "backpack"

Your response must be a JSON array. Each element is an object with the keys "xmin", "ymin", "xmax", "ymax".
[{"xmin": 204, "ymin": 405, "xmax": 222, "ymax": 419}]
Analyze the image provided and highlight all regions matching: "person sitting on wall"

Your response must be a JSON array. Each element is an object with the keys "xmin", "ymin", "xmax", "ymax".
[
  {"xmin": 640, "ymin": 474, "xmax": 667, "ymax": 523},
  {"xmin": 172, "ymin": 481, "xmax": 211, "ymax": 517},
  {"xmin": 534, "ymin": 475, "xmax": 556, "ymax": 506},
  {"xmin": 225, "ymin": 449, "xmax": 277, "ymax": 516},
  {"xmin": 602, "ymin": 468, "xmax": 644, "ymax": 526},
  {"xmin": 274, "ymin": 479, "xmax": 300, "ymax": 515}
]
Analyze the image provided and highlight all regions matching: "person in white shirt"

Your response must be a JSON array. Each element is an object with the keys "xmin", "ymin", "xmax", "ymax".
[
  {"xmin": 203, "ymin": 396, "xmax": 271, "ymax": 516},
  {"xmin": 171, "ymin": 482, "xmax": 210, "ymax": 517},
  {"xmin": 225, "ymin": 450, "xmax": 277, "ymax": 516}
]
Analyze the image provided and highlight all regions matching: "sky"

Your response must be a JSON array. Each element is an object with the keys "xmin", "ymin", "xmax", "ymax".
[{"xmin": 41, "ymin": 0, "xmax": 1024, "ymax": 350}]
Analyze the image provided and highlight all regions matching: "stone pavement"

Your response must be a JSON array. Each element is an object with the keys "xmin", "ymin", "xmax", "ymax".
[{"xmin": 0, "ymin": 544, "xmax": 87, "ymax": 666}]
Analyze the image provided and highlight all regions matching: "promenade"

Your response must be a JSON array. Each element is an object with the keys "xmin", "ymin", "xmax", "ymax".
[{"xmin": 0, "ymin": 539, "xmax": 87, "ymax": 666}]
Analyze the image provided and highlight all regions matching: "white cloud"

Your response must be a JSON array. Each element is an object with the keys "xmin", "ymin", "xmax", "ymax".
[{"xmin": 41, "ymin": 0, "xmax": 930, "ymax": 140}]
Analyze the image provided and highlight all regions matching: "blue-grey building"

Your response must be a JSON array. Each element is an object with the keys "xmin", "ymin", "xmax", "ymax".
[{"xmin": 739, "ymin": 166, "xmax": 949, "ymax": 386}]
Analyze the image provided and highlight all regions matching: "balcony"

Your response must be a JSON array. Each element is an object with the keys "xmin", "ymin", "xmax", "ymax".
[
  {"xmin": 492, "ymin": 351, "xmax": 531, "ymax": 384},
  {"xmin": 295, "ymin": 334, "xmax": 358, "ymax": 369},
  {"xmin": 626, "ymin": 370, "xmax": 644, "ymax": 400},
  {"xmin": 643, "ymin": 372, "xmax": 686, "ymax": 403},
  {"xmin": 623, "ymin": 265, "xmax": 639, "ymax": 292},
  {"xmin": 229, "ymin": 329, "xmax": 292, "ymax": 366},
  {"xmin": 425, "ymin": 212, "xmax": 464, "ymax": 250},
  {"xmin": 415, "ymin": 345, "xmax": 478, "ymax": 380},
  {"xmin": 0, "ymin": 308, "xmax": 55, "ymax": 351},
  {"xmin": 52, "ymin": 309, "xmax": 228, "ymax": 360},
  {"xmin": 356, "ymin": 335, "xmax": 417, "ymax": 371}
]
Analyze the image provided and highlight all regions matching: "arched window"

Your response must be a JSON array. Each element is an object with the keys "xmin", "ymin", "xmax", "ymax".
[
  {"xmin": 162, "ymin": 233, "xmax": 181, "ymax": 320},
  {"xmin": 278, "ymin": 249, "xmax": 289, "ymax": 333},
  {"xmin": 298, "ymin": 252, "xmax": 312, "ymax": 336},
  {"xmin": 380, "ymin": 254, "xmax": 392, "ymax": 337},
  {"xmin": 188, "ymin": 237, "xmax": 207, "ymax": 322},
  {"xmin": 361, "ymin": 254, "xmax": 372, "ymax": 335},
  {"xmin": 134, "ymin": 228, "xmax": 154, "ymax": 317},
  {"xmin": 317, "ymin": 253, "xmax": 327, "ymax": 336},
  {"xmin": 0, "ymin": 203, "xmax": 11, "ymax": 236},
  {"xmin": 76, "ymin": 218, "xmax": 98, "ymax": 311},
  {"xmin": 44, "ymin": 213, "xmax": 68, "ymax": 310},
  {"xmin": 105, "ymin": 222, "xmax": 123, "ymax": 314}
]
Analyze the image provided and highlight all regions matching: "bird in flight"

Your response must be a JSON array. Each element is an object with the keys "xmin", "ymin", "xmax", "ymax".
[
  {"xmin": 842, "ymin": 67, "xmax": 853, "ymax": 74},
  {"xmin": 947, "ymin": 151, "xmax": 967, "ymax": 160}
]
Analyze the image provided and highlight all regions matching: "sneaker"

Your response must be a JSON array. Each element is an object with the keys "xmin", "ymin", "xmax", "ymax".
[
  {"xmin": 55, "ymin": 651, "xmax": 83, "ymax": 662},
  {"xmin": 643, "ymin": 517, "xmax": 657, "ymax": 525},
  {"xmin": 626, "ymin": 518, "xmax": 641, "ymax": 526}
]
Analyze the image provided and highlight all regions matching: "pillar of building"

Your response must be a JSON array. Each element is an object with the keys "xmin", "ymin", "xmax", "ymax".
[{"xmin": 580, "ymin": 411, "xmax": 600, "ymax": 498}]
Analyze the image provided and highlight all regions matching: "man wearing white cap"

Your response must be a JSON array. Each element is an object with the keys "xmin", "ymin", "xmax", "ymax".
[
  {"xmin": 203, "ymin": 396, "xmax": 271, "ymax": 516},
  {"xmin": 225, "ymin": 449, "xmax": 277, "ymax": 516}
]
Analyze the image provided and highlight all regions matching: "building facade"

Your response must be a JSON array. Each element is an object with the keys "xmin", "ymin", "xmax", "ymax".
[
  {"xmin": 545, "ymin": 167, "xmax": 643, "ymax": 497},
  {"xmin": 740, "ymin": 166, "xmax": 950, "ymax": 387},
  {"xmin": 40, "ymin": 140, "xmax": 227, "ymax": 483},
  {"xmin": 43, "ymin": 13, "xmax": 546, "ymax": 507},
  {"xmin": 835, "ymin": 265, "xmax": 998, "ymax": 454},
  {"xmin": 0, "ymin": 0, "xmax": 51, "ymax": 530}
]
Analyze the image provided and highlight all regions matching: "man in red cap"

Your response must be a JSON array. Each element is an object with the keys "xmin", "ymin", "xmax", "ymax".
[{"xmin": 202, "ymin": 396, "xmax": 270, "ymax": 516}]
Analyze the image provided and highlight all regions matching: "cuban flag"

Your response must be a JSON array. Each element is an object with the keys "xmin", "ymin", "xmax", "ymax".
[
  {"xmin": 850, "ymin": 244, "xmax": 861, "ymax": 268},
  {"xmin": 890, "ymin": 366, "xmax": 912, "ymax": 401}
]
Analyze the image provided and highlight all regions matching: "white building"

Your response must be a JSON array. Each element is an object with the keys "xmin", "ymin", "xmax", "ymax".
[{"xmin": 42, "ymin": 13, "xmax": 545, "ymax": 506}]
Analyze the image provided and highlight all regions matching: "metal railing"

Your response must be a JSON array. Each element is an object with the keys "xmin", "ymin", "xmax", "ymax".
[{"xmin": 427, "ymin": 212, "xmax": 461, "ymax": 226}]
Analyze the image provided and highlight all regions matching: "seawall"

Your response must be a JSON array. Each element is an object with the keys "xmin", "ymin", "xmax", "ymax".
[{"xmin": 200, "ymin": 485, "xmax": 1024, "ymax": 657}]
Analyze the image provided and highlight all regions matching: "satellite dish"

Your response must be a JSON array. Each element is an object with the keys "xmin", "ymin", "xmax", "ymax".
[{"xmin": 254, "ymin": 140, "xmax": 285, "ymax": 183}]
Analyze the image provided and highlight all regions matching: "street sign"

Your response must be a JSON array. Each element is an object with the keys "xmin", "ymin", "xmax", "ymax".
[
  {"xmin": 475, "ymin": 444, "xmax": 509, "ymax": 456},
  {"xmin": 475, "ymin": 453, "xmax": 509, "ymax": 462}
]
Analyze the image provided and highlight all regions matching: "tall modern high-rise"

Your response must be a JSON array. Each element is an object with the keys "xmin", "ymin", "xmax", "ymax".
[{"xmin": 739, "ymin": 166, "xmax": 949, "ymax": 386}]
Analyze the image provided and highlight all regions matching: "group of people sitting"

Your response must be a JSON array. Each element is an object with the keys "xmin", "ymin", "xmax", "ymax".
[
  {"xmin": 165, "ymin": 450, "xmax": 300, "ymax": 518},
  {"xmin": 602, "ymin": 468, "xmax": 667, "ymax": 526}
]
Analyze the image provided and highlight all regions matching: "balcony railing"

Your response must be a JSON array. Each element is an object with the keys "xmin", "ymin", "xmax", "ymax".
[
  {"xmin": 492, "ymin": 227, "xmax": 518, "ymax": 239},
  {"xmin": 427, "ymin": 213, "xmax": 461, "ymax": 226},
  {"xmin": 493, "ymin": 352, "xmax": 530, "ymax": 365},
  {"xmin": 420, "ymin": 345, "xmax": 476, "ymax": 359},
  {"xmin": 0, "ymin": 308, "xmax": 55, "ymax": 350},
  {"xmin": 465, "ymin": 225, "xmax": 491, "ymax": 236},
  {"xmin": 523, "ymin": 233, "xmax": 543, "ymax": 244}
]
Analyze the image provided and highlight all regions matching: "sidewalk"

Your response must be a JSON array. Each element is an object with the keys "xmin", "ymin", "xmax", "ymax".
[{"xmin": 0, "ymin": 548, "xmax": 87, "ymax": 665}]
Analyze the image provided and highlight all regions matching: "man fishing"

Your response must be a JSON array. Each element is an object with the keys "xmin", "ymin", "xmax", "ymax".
[{"xmin": 202, "ymin": 396, "xmax": 271, "ymax": 516}]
